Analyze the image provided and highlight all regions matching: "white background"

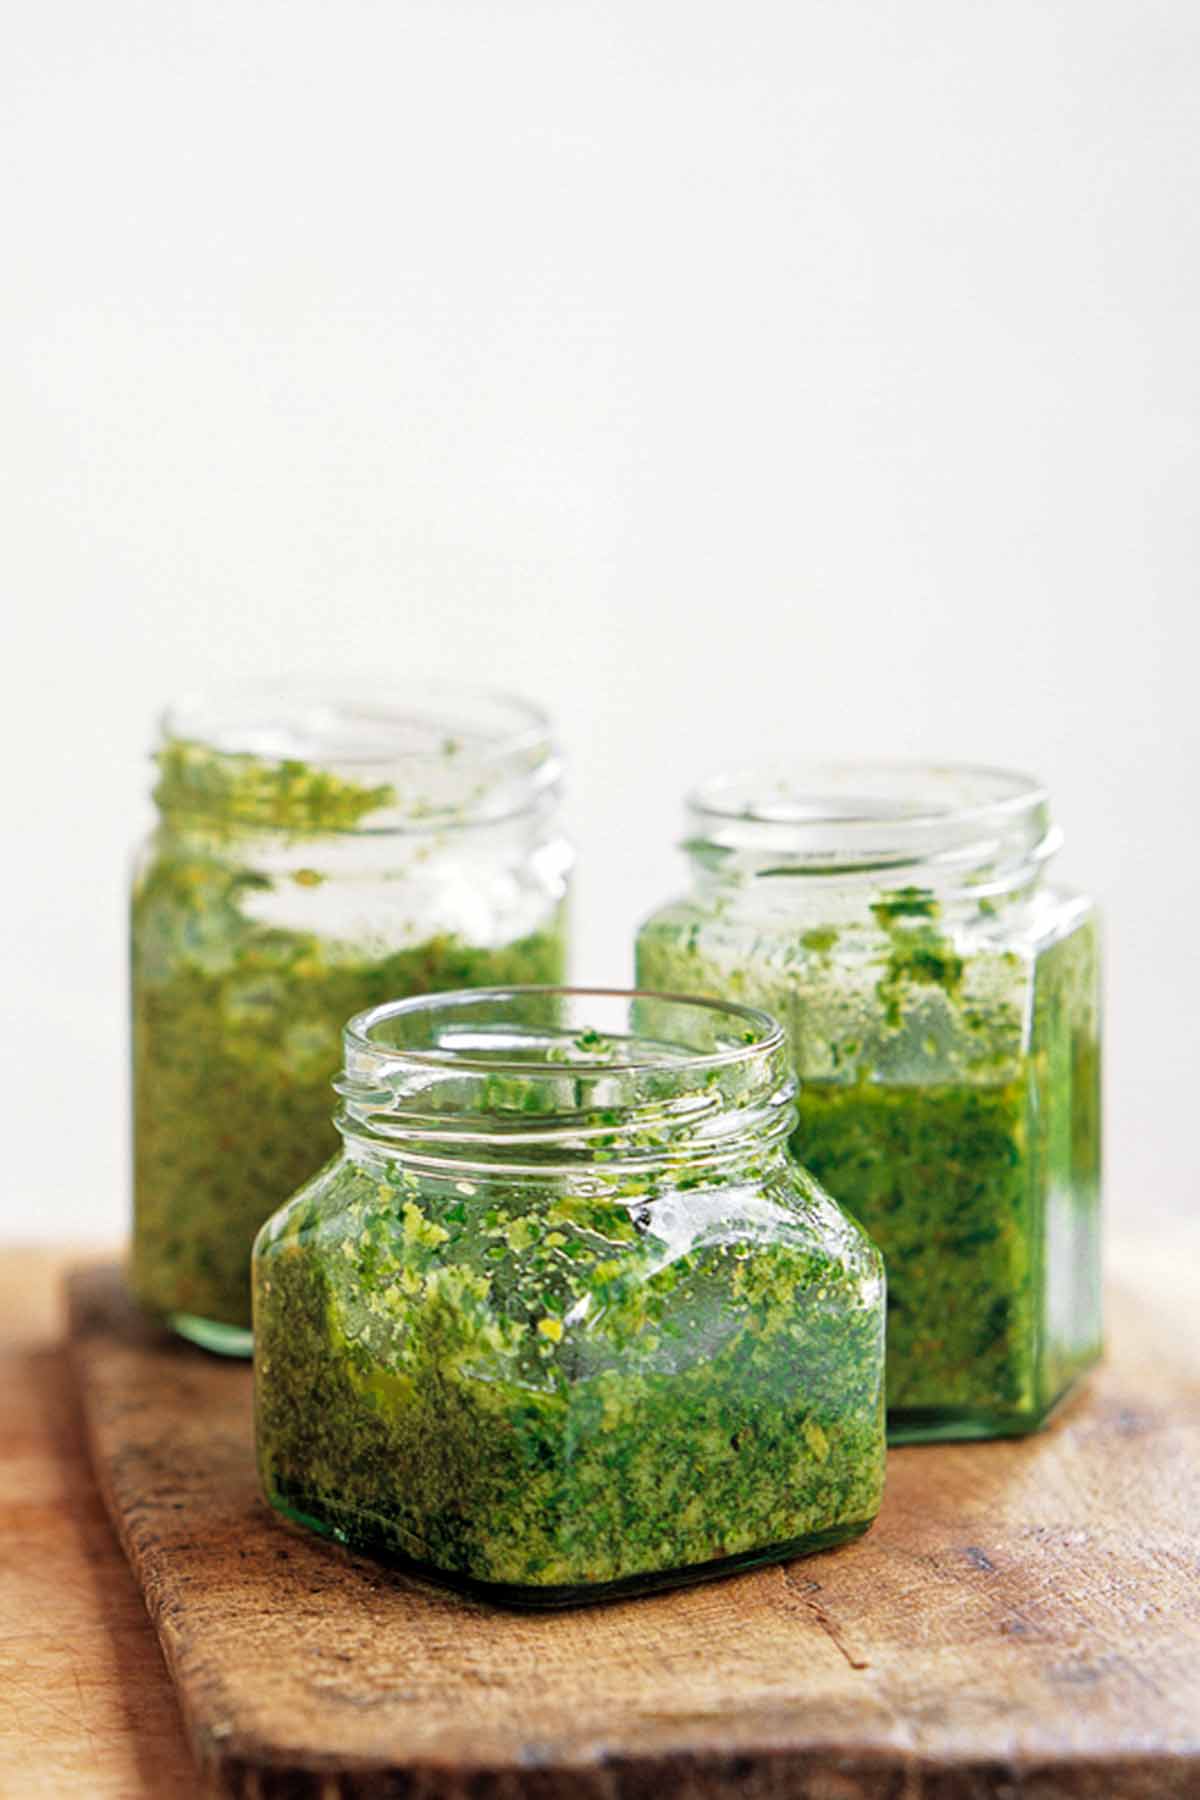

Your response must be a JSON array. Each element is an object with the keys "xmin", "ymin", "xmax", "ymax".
[{"xmin": 3, "ymin": 1, "xmax": 1197, "ymax": 1241}]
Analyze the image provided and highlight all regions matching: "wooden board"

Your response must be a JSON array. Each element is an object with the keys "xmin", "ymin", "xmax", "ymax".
[
  {"xmin": 67, "ymin": 1253, "xmax": 1200, "ymax": 1800},
  {"xmin": 0, "ymin": 1250, "xmax": 197, "ymax": 1798}
]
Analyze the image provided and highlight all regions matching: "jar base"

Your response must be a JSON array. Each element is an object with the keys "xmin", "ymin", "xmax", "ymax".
[
  {"xmin": 887, "ymin": 1387, "xmax": 1085, "ymax": 1444},
  {"xmin": 169, "ymin": 1312, "xmax": 253, "ymax": 1358},
  {"xmin": 265, "ymin": 1491, "xmax": 875, "ymax": 1608}
]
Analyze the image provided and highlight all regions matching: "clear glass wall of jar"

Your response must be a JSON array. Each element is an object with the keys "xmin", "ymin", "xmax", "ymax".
[
  {"xmin": 636, "ymin": 764, "xmax": 1102, "ymax": 1444},
  {"xmin": 252, "ymin": 987, "xmax": 886, "ymax": 1606},
  {"xmin": 130, "ymin": 682, "xmax": 572, "ymax": 1355}
]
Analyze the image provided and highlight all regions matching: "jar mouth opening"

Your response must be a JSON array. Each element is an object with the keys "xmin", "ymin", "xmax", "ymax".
[
  {"xmin": 336, "ymin": 987, "xmax": 794, "ymax": 1171},
  {"xmin": 156, "ymin": 678, "xmax": 561, "ymax": 833},
  {"xmin": 344, "ymin": 985, "xmax": 784, "ymax": 1076},
  {"xmin": 687, "ymin": 761, "xmax": 1054, "ymax": 882}
]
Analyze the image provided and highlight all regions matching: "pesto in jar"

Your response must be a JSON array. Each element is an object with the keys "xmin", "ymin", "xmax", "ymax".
[
  {"xmin": 252, "ymin": 990, "xmax": 887, "ymax": 1603},
  {"xmin": 132, "ymin": 698, "xmax": 570, "ymax": 1347},
  {"xmin": 636, "ymin": 765, "xmax": 1103, "ymax": 1443}
]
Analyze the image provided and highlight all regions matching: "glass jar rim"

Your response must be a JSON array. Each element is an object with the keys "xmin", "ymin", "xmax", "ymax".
[
  {"xmin": 344, "ymin": 984, "xmax": 784, "ymax": 1074},
  {"xmin": 690, "ymin": 760, "xmax": 1046, "ymax": 830},
  {"xmin": 155, "ymin": 678, "xmax": 562, "ymax": 833},
  {"xmin": 686, "ymin": 759, "xmax": 1058, "ymax": 886},
  {"xmin": 335, "ymin": 986, "xmax": 794, "ymax": 1175}
]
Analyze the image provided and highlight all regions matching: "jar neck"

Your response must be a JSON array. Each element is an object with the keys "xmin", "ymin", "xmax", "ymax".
[
  {"xmin": 151, "ymin": 680, "xmax": 563, "ymax": 841},
  {"xmin": 684, "ymin": 761, "xmax": 1059, "ymax": 913},
  {"xmin": 152, "ymin": 797, "xmax": 569, "ymax": 882},
  {"xmin": 334, "ymin": 988, "xmax": 795, "ymax": 1185}
]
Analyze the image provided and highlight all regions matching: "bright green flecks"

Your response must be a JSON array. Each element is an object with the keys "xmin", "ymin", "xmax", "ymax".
[
  {"xmin": 252, "ymin": 1153, "xmax": 886, "ymax": 1594},
  {"xmin": 154, "ymin": 740, "xmax": 396, "ymax": 836}
]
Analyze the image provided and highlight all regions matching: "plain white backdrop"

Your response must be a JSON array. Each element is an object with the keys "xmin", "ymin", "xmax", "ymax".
[{"xmin": 3, "ymin": 1, "xmax": 1197, "ymax": 1241}]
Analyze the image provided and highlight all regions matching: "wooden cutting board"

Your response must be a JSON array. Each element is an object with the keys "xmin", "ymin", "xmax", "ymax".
[
  {"xmin": 67, "ymin": 1257, "xmax": 1200, "ymax": 1800},
  {"xmin": 0, "ymin": 1250, "xmax": 195, "ymax": 1798}
]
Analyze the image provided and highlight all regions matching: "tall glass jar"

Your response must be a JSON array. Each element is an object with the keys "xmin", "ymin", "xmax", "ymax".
[
  {"xmin": 636, "ymin": 763, "xmax": 1102, "ymax": 1444},
  {"xmin": 131, "ymin": 683, "xmax": 571, "ymax": 1355},
  {"xmin": 253, "ymin": 987, "xmax": 886, "ymax": 1606}
]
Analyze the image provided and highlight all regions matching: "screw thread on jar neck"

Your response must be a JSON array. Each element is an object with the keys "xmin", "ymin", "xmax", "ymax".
[
  {"xmin": 684, "ymin": 761, "xmax": 1060, "ymax": 906},
  {"xmin": 334, "ymin": 987, "xmax": 796, "ymax": 1182}
]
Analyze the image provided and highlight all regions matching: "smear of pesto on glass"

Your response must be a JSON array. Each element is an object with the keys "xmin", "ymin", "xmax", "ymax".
[
  {"xmin": 132, "ymin": 711, "xmax": 569, "ymax": 1346},
  {"xmin": 252, "ymin": 990, "xmax": 887, "ymax": 1603}
]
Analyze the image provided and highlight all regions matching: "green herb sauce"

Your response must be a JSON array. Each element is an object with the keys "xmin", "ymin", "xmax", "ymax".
[
  {"xmin": 636, "ymin": 900, "xmax": 1101, "ymax": 1436},
  {"xmin": 253, "ymin": 1158, "xmax": 886, "ymax": 1601},
  {"xmin": 131, "ymin": 747, "xmax": 567, "ymax": 1334}
]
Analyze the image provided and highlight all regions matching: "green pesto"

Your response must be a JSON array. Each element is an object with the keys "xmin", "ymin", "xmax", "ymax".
[
  {"xmin": 786, "ymin": 1079, "xmax": 1036, "ymax": 1413},
  {"xmin": 636, "ymin": 901, "xmax": 1102, "ymax": 1439},
  {"xmin": 131, "ymin": 748, "xmax": 566, "ymax": 1335},
  {"xmin": 151, "ymin": 738, "xmax": 397, "ymax": 835},
  {"xmin": 253, "ymin": 1157, "xmax": 886, "ymax": 1602},
  {"xmin": 871, "ymin": 889, "xmax": 966, "ymax": 1031}
]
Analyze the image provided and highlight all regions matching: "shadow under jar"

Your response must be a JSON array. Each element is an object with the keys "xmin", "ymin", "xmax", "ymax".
[
  {"xmin": 635, "ymin": 764, "xmax": 1102, "ymax": 1444},
  {"xmin": 252, "ymin": 987, "xmax": 886, "ymax": 1606},
  {"xmin": 130, "ymin": 682, "xmax": 571, "ymax": 1355}
]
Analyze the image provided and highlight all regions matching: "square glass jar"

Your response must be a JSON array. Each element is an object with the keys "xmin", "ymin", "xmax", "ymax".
[
  {"xmin": 636, "ymin": 763, "xmax": 1102, "ymax": 1443},
  {"xmin": 130, "ymin": 682, "xmax": 571, "ymax": 1353},
  {"xmin": 252, "ymin": 987, "xmax": 886, "ymax": 1604}
]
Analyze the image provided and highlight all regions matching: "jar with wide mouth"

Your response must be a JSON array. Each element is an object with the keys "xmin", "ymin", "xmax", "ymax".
[
  {"xmin": 635, "ymin": 763, "xmax": 1102, "ymax": 1443},
  {"xmin": 130, "ymin": 681, "xmax": 572, "ymax": 1354},
  {"xmin": 252, "ymin": 987, "xmax": 886, "ymax": 1606}
]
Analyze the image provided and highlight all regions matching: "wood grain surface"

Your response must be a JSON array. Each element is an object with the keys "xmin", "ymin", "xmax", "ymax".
[
  {"xmin": 0, "ymin": 1250, "xmax": 196, "ymax": 1798},
  {"xmin": 66, "ymin": 1252, "xmax": 1200, "ymax": 1800}
]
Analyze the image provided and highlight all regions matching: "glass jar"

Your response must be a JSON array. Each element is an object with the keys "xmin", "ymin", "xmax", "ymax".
[
  {"xmin": 636, "ymin": 763, "xmax": 1102, "ymax": 1444},
  {"xmin": 252, "ymin": 987, "xmax": 886, "ymax": 1606},
  {"xmin": 130, "ymin": 682, "xmax": 571, "ymax": 1355}
]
